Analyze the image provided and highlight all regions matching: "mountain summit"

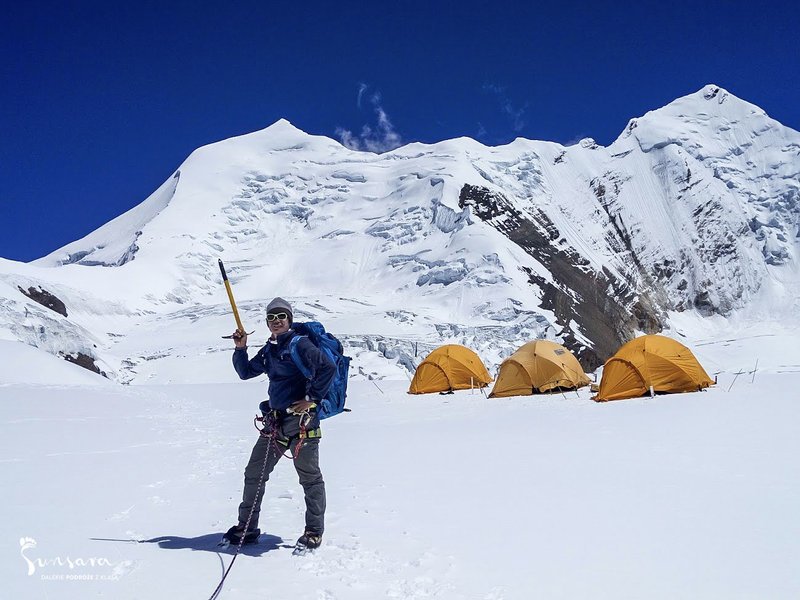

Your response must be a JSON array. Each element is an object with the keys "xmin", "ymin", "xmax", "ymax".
[{"xmin": 2, "ymin": 86, "xmax": 798, "ymax": 382}]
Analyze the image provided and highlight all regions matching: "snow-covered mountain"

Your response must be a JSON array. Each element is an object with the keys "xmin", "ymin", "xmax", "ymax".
[{"xmin": 1, "ymin": 84, "xmax": 798, "ymax": 383}]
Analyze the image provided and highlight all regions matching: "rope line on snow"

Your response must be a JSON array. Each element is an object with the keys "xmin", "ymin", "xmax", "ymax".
[
  {"xmin": 207, "ymin": 425, "xmax": 274, "ymax": 600},
  {"xmin": 207, "ymin": 410, "xmax": 312, "ymax": 600}
]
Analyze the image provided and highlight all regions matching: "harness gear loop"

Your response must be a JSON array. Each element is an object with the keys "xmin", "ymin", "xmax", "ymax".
[
  {"xmin": 254, "ymin": 414, "xmax": 269, "ymax": 437},
  {"xmin": 291, "ymin": 409, "xmax": 313, "ymax": 459}
]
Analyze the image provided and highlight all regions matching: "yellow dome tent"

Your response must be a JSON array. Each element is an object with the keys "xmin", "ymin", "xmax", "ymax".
[
  {"xmin": 489, "ymin": 340, "xmax": 590, "ymax": 397},
  {"xmin": 595, "ymin": 334, "xmax": 714, "ymax": 402},
  {"xmin": 408, "ymin": 345, "xmax": 493, "ymax": 394}
]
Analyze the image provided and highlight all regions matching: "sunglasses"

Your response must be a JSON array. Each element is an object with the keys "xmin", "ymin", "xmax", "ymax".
[{"xmin": 266, "ymin": 312, "xmax": 289, "ymax": 322}]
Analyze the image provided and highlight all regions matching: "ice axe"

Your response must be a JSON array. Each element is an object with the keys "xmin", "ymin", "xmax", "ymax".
[{"xmin": 218, "ymin": 259, "xmax": 254, "ymax": 339}]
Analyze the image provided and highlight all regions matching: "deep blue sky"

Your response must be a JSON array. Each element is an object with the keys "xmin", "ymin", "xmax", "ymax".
[{"xmin": 2, "ymin": 1, "xmax": 798, "ymax": 262}]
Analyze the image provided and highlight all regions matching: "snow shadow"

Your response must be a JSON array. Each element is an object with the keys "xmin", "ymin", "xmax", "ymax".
[
  {"xmin": 91, "ymin": 533, "xmax": 284, "ymax": 557},
  {"xmin": 143, "ymin": 534, "xmax": 284, "ymax": 556}
]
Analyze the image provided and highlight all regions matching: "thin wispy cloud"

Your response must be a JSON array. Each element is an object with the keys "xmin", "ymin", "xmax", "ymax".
[
  {"xmin": 564, "ymin": 133, "xmax": 589, "ymax": 146},
  {"xmin": 483, "ymin": 83, "xmax": 528, "ymax": 132},
  {"xmin": 356, "ymin": 82, "xmax": 368, "ymax": 109},
  {"xmin": 336, "ymin": 84, "xmax": 403, "ymax": 153}
]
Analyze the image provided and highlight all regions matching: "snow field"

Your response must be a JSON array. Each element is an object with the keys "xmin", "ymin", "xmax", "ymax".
[{"xmin": 2, "ymin": 372, "xmax": 798, "ymax": 599}]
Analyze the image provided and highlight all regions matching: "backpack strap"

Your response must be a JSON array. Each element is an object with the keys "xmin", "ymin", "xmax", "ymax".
[{"xmin": 287, "ymin": 335, "xmax": 312, "ymax": 379}]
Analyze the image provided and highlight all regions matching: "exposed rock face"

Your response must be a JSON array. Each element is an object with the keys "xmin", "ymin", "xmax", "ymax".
[
  {"xmin": 18, "ymin": 286, "xmax": 68, "ymax": 317},
  {"xmin": 459, "ymin": 184, "xmax": 663, "ymax": 369},
  {"xmin": 62, "ymin": 352, "xmax": 106, "ymax": 377}
]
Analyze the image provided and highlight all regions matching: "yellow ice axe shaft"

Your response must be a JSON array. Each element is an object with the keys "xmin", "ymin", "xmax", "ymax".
[{"xmin": 218, "ymin": 259, "xmax": 245, "ymax": 334}]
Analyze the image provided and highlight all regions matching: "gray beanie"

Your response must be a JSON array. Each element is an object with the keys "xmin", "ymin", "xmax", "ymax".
[{"xmin": 266, "ymin": 297, "xmax": 293, "ymax": 324}]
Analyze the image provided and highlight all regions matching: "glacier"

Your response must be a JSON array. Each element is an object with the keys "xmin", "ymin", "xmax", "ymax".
[{"xmin": 0, "ymin": 84, "xmax": 798, "ymax": 383}]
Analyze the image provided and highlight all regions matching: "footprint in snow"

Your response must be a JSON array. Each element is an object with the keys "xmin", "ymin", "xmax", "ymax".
[
  {"xmin": 485, "ymin": 587, "xmax": 507, "ymax": 600},
  {"xmin": 386, "ymin": 575, "xmax": 455, "ymax": 599}
]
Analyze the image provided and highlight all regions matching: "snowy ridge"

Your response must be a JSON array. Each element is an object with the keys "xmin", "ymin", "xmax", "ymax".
[
  {"xmin": 36, "ymin": 170, "xmax": 181, "ymax": 268},
  {"xmin": 1, "ymin": 86, "xmax": 798, "ymax": 382}
]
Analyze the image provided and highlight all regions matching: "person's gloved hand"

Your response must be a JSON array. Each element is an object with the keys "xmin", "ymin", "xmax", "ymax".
[
  {"xmin": 288, "ymin": 398, "xmax": 316, "ymax": 414},
  {"xmin": 233, "ymin": 330, "xmax": 247, "ymax": 348}
]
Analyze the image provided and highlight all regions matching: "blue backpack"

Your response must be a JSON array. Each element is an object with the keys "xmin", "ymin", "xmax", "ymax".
[{"xmin": 288, "ymin": 322, "xmax": 351, "ymax": 419}]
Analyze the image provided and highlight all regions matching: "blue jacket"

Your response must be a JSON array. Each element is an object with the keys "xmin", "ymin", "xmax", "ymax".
[{"xmin": 232, "ymin": 329, "xmax": 336, "ymax": 411}]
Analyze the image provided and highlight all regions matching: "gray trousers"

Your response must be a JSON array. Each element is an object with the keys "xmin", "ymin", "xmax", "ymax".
[{"xmin": 237, "ymin": 432, "xmax": 326, "ymax": 535}]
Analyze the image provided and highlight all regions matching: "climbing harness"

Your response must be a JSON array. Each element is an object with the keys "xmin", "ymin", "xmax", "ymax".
[{"xmin": 254, "ymin": 407, "xmax": 318, "ymax": 460}]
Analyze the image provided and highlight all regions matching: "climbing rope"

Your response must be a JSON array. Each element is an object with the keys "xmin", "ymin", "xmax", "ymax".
[
  {"xmin": 207, "ymin": 422, "xmax": 274, "ymax": 600},
  {"xmin": 208, "ymin": 408, "xmax": 315, "ymax": 599}
]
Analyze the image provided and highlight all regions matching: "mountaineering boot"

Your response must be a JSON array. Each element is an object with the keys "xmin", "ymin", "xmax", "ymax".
[
  {"xmin": 222, "ymin": 524, "xmax": 260, "ymax": 546},
  {"xmin": 296, "ymin": 530, "xmax": 322, "ymax": 549}
]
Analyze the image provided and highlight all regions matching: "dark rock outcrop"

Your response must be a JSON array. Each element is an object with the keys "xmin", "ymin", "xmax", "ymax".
[
  {"xmin": 18, "ymin": 286, "xmax": 68, "ymax": 317},
  {"xmin": 62, "ymin": 352, "xmax": 107, "ymax": 378},
  {"xmin": 459, "ymin": 184, "xmax": 663, "ymax": 370}
]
